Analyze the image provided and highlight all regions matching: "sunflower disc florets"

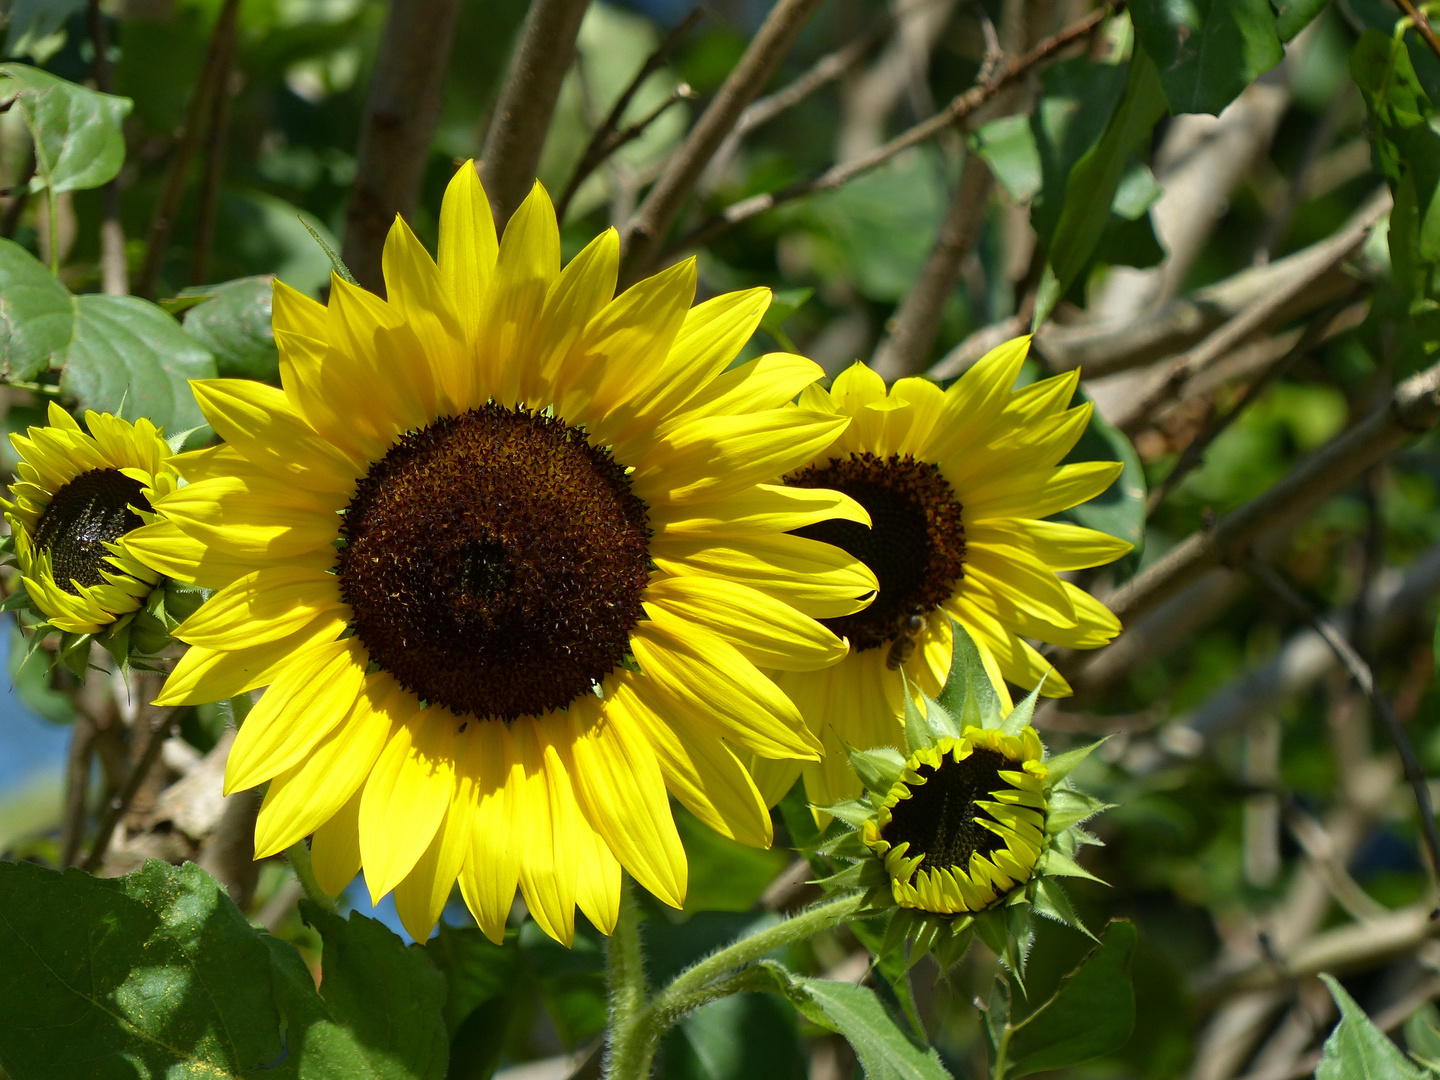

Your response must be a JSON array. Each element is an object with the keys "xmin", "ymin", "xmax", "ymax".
[{"xmin": 814, "ymin": 618, "xmax": 1112, "ymax": 977}]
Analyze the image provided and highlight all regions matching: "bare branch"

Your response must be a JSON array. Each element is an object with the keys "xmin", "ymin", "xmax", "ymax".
[
  {"xmin": 1103, "ymin": 354, "xmax": 1440, "ymax": 629},
  {"xmin": 1248, "ymin": 558, "xmax": 1440, "ymax": 887},
  {"xmin": 87, "ymin": 0, "xmax": 126, "ymax": 296},
  {"xmin": 189, "ymin": 31, "xmax": 236, "ymax": 285},
  {"xmin": 341, "ymin": 0, "xmax": 465, "ymax": 293},
  {"xmin": 871, "ymin": 153, "xmax": 993, "ymax": 379},
  {"xmin": 663, "ymin": 1, "xmax": 1118, "ymax": 263},
  {"xmin": 82, "ymin": 698, "xmax": 181, "ymax": 873},
  {"xmin": 1394, "ymin": 0, "xmax": 1440, "ymax": 64},
  {"xmin": 619, "ymin": 0, "xmax": 829, "ymax": 283},
  {"xmin": 557, "ymin": 8, "xmax": 705, "ymax": 220},
  {"xmin": 135, "ymin": 0, "xmax": 241, "ymax": 299},
  {"xmin": 480, "ymin": 0, "xmax": 594, "ymax": 233}
]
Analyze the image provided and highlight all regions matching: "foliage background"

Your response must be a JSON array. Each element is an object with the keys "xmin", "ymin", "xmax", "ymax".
[{"xmin": 1, "ymin": 0, "xmax": 1439, "ymax": 1077}]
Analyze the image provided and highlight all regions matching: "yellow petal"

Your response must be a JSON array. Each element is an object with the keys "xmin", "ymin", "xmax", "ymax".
[
  {"xmin": 176, "ymin": 566, "xmax": 343, "ymax": 648},
  {"xmin": 439, "ymin": 160, "xmax": 499, "ymax": 358},
  {"xmin": 457, "ymin": 721, "xmax": 521, "ymax": 945},
  {"xmin": 311, "ymin": 789, "xmax": 363, "ymax": 898},
  {"xmin": 574, "ymin": 813, "xmax": 622, "ymax": 935},
  {"xmin": 512, "ymin": 717, "xmax": 578, "ymax": 946},
  {"xmin": 483, "ymin": 181, "xmax": 560, "ymax": 405},
  {"xmin": 394, "ymin": 758, "xmax": 475, "ymax": 942},
  {"xmin": 652, "ymin": 483, "xmax": 869, "ymax": 540},
  {"xmin": 963, "ymin": 460, "xmax": 1123, "ymax": 521},
  {"xmin": 669, "ymin": 351, "xmax": 824, "ymax": 421},
  {"xmin": 156, "ymin": 612, "xmax": 346, "ymax": 706},
  {"xmin": 271, "ymin": 278, "xmax": 329, "ymax": 340}
]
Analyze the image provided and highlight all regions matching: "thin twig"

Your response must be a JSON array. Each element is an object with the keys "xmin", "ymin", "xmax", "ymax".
[
  {"xmin": 618, "ymin": 0, "xmax": 831, "ymax": 284},
  {"xmin": 1145, "ymin": 288, "xmax": 1369, "ymax": 514},
  {"xmin": 135, "ymin": 0, "xmax": 241, "ymax": 299},
  {"xmin": 87, "ymin": 0, "xmax": 127, "ymax": 296},
  {"xmin": 557, "ymin": 7, "xmax": 706, "ymax": 219},
  {"xmin": 1394, "ymin": 0, "xmax": 1440, "ymax": 63},
  {"xmin": 479, "ymin": 0, "xmax": 592, "ymax": 233},
  {"xmin": 559, "ymin": 84, "xmax": 697, "ymax": 219},
  {"xmin": 1249, "ymin": 558, "xmax": 1440, "ymax": 888},
  {"xmin": 81, "ymin": 701, "xmax": 180, "ymax": 872},
  {"xmin": 188, "ymin": 25, "xmax": 236, "ymax": 286},
  {"xmin": 663, "ymin": 0, "xmax": 1118, "ymax": 261}
]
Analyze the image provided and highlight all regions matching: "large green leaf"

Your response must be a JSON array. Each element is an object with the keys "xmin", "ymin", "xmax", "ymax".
[
  {"xmin": 60, "ymin": 295, "xmax": 217, "ymax": 432},
  {"xmin": 181, "ymin": 276, "xmax": 281, "ymax": 383},
  {"xmin": 0, "ymin": 63, "xmax": 132, "ymax": 193},
  {"xmin": 1002, "ymin": 920, "xmax": 1138, "ymax": 1078},
  {"xmin": 1316, "ymin": 974, "xmax": 1422, "ymax": 1080},
  {"xmin": 0, "ymin": 859, "xmax": 447, "ymax": 1080},
  {"xmin": 1130, "ymin": 0, "xmax": 1283, "ymax": 115},
  {"xmin": 0, "ymin": 237, "xmax": 72, "ymax": 381}
]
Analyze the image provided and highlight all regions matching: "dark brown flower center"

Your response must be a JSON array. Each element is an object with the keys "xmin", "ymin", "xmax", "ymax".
[
  {"xmin": 786, "ymin": 453, "xmax": 964, "ymax": 650},
  {"xmin": 881, "ymin": 748, "xmax": 1010, "ymax": 872},
  {"xmin": 337, "ymin": 403, "xmax": 651, "ymax": 721},
  {"xmin": 34, "ymin": 468, "xmax": 149, "ymax": 593}
]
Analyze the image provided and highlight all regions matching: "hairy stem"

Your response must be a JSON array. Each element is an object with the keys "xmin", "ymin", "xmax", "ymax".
[
  {"xmin": 603, "ymin": 876, "xmax": 649, "ymax": 1079},
  {"xmin": 286, "ymin": 840, "xmax": 336, "ymax": 913}
]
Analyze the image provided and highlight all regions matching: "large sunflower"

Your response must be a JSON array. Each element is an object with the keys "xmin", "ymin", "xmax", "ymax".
[
  {"xmin": 3, "ymin": 402, "xmax": 178, "ymax": 636},
  {"xmin": 749, "ymin": 343, "xmax": 1130, "ymax": 808},
  {"xmin": 127, "ymin": 163, "xmax": 879, "ymax": 945}
]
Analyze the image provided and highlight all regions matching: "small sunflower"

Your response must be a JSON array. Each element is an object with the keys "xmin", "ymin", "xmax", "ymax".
[
  {"xmin": 2, "ymin": 402, "xmax": 180, "ymax": 661},
  {"xmin": 817, "ymin": 621, "xmax": 1109, "ymax": 974},
  {"xmin": 127, "ymin": 162, "xmax": 879, "ymax": 946},
  {"xmin": 751, "ymin": 342, "xmax": 1131, "ymax": 808}
]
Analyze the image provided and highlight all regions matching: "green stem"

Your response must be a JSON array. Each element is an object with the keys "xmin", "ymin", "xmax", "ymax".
[
  {"xmin": 604, "ymin": 876, "xmax": 649, "ymax": 1080},
  {"xmin": 611, "ymin": 891, "xmax": 867, "ymax": 1077},
  {"xmin": 286, "ymin": 840, "xmax": 335, "ymax": 913},
  {"xmin": 45, "ymin": 185, "xmax": 58, "ymax": 276}
]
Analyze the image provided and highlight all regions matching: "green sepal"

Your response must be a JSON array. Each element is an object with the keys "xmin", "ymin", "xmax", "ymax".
[
  {"xmin": 818, "ymin": 830, "xmax": 868, "ymax": 860},
  {"xmin": 846, "ymin": 744, "xmax": 907, "ymax": 797},
  {"xmin": 1046, "ymin": 787, "xmax": 1112, "ymax": 835},
  {"xmin": 812, "ymin": 863, "xmax": 868, "ymax": 891},
  {"xmin": 1031, "ymin": 877, "xmax": 1097, "ymax": 941},
  {"xmin": 933, "ymin": 920, "xmax": 976, "ymax": 971},
  {"xmin": 1043, "ymin": 738, "xmax": 1107, "ymax": 787},
  {"xmin": 906, "ymin": 916, "xmax": 943, "ymax": 969},
  {"xmin": 975, "ymin": 904, "xmax": 1033, "ymax": 988},
  {"xmin": 825, "ymin": 798, "xmax": 875, "ymax": 829},
  {"xmin": 880, "ymin": 906, "xmax": 920, "ymax": 958},
  {"xmin": 1001, "ymin": 681, "xmax": 1044, "ymax": 737},
  {"xmin": 921, "ymin": 693, "xmax": 959, "ymax": 741},
  {"xmin": 58, "ymin": 631, "xmax": 92, "ymax": 678},
  {"xmin": 0, "ymin": 589, "xmax": 32, "ymax": 612},
  {"xmin": 1042, "ymin": 849, "xmax": 1106, "ymax": 884},
  {"xmin": 935, "ymin": 618, "xmax": 1003, "ymax": 730},
  {"xmin": 902, "ymin": 669, "xmax": 934, "ymax": 753}
]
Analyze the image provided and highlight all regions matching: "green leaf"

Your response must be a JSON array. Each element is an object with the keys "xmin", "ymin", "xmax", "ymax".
[
  {"xmin": 0, "ymin": 63, "xmax": 132, "ymax": 193},
  {"xmin": 0, "ymin": 237, "xmax": 74, "ymax": 382},
  {"xmin": 3, "ymin": 0, "xmax": 88, "ymax": 60},
  {"xmin": 60, "ymin": 294, "xmax": 217, "ymax": 432},
  {"xmin": 1003, "ymin": 920, "xmax": 1137, "ymax": 1078},
  {"xmin": 0, "ymin": 859, "xmax": 449, "ymax": 1080},
  {"xmin": 1274, "ymin": 0, "xmax": 1330, "ymax": 41},
  {"xmin": 1046, "ymin": 786, "xmax": 1111, "ymax": 834},
  {"xmin": 1316, "ymin": 973, "xmax": 1422, "ymax": 1080},
  {"xmin": 423, "ymin": 923, "xmax": 518, "ymax": 1037},
  {"xmin": 181, "ymin": 276, "xmax": 281, "ymax": 382},
  {"xmin": 936, "ymin": 618, "xmax": 1003, "ymax": 730},
  {"xmin": 665, "ymin": 991, "xmax": 808, "ymax": 1080},
  {"xmin": 971, "ymin": 115, "xmax": 1042, "ymax": 203},
  {"xmin": 1404, "ymin": 1002, "xmax": 1440, "ymax": 1071},
  {"xmin": 1054, "ymin": 386, "xmax": 1145, "ymax": 571},
  {"xmin": 1130, "ymin": 0, "xmax": 1283, "ymax": 115},
  {"xmin": 785, "ymin": 974, "xmax": 952, "ymax": 1080},
  {"xmin": 1040, "ymin": 49, "xmax": 1167, "ymax": 323}
]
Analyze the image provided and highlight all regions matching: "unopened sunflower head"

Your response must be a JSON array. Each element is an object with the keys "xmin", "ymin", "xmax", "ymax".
[
  {"xmin": 0, "ymin": 402, "xmax": 195, "ymax": 670},
  {"xmin": 816, "ymin": 620, "xmax": 1110, "ymax": 976}
]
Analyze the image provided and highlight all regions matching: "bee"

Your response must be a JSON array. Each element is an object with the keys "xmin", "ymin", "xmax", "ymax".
[{"xmin": 885, "ymin": 604, "xmax": 926, "ymax": 671}]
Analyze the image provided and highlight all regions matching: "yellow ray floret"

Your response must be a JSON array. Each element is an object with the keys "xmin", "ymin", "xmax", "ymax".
[
  {"xmin": 753, "ymin": 345, "xmax": 1129, "ymax": 810},
  {"xmin": 130, "ymin": 162, "xmax": 878, "ymax": 946},
  {"xmin": 861, "ymin": 726, "xmax": 1048, "ymax": 914},
  {"xmin": 3, "ymin": 402, "xmax": 178, "ymax": 634}
]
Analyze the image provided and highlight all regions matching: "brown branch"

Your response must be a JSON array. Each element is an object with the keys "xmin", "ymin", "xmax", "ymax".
[
  {"xmin": 618, "ymin": 0, "xmax": 831, "ymax": 284},
  {"xmin": 87, "ymin": 0, "xmax": 127, "ymax": 296},
  {"xmin": 1145, "ymin": 288, "xmax": 1368, "ymax": 514},
  {"xmin": 81, "ymin": 699, "xmax": 180, "ymax": 872},
  {"xmin": 188, "ymin": 28, "xmax": 236, "ymax": 286},
  {"xmin": 134, "ymin": 0, "xmax": 241, "ymax": 299},
  {"xmin": 1249, "ymin": 559, "xmax": 1440, "ymax": 890},
  {"xmin": 557, "ymin": 7, "xmax": 705, "ymax": 220},
  {"xmin": 1395, "ymin": 0, "xmax": 1440, "ymax": 63},
  {"xmin": 662, "ymin": 1, "xmax": 1117, "ymax": 263},
  {"xmin": 342, "ymin": 0, "xmax": 465, "ymax": 293},
  {"xmin": 871, "ymin": 153, "xmax": 993, "ymax": 380},
  {"xmin": 479, "ymin": 0, "xmax": 593, "ymax": 234},
  {"xmin": 59, "ymin": 714, "xmax": 96, "ymax": 867},
  {"xmin": 1104, "ymin": 354, "xmax": 1440, "ymax": 630}
]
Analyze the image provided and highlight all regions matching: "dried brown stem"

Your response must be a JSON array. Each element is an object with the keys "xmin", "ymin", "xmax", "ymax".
[
  {"xmin": 1104, "ymin": 354, "xmax": 1440, "ymax": 630},
  {"xmin": 135, "ymin": 0, "xmax": 241, "ymax": 299},
  {"xmin": 663, "ymin": 1, "xmax": 1117, "ymax": 262},
  {"xmin": 479, "ymin": 0, "xmax": 593, "ymax": 233},
  {"xmin": 619, "ymin": 0, "xmax": 831, "ymax": 284},
  {"xmin": 341, "ymin": 0, "xmax": 465, "ymax": 293},
  {"xmin": 1248, "ymin": 558, "xmax": 1440, "ymax": 889},
  {"xmin": 557, "ymin": 8, "xmax": 705, "ymax": 220},
  {"xmin": 81, "ymin": 700, "xmax": 180, "ymax": 873},
  {"xmin": 871, "ymin": 153, "xmax": 992, "ymax": 380},
  {"xmin": 87, "ymin": 0, "xmax": 127, "ymax": 296}
]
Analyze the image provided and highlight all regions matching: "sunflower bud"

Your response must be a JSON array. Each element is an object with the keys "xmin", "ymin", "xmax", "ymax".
[
  {"xmin": 1, "ymin": 403, "xmax": 184, "ymax": 671},
  {"xmin": 814, "ymin": 619, "xmax": 1111, "ymax": 976}
]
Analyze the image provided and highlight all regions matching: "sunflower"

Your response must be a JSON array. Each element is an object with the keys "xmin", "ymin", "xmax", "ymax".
[
  {"xmin": 126, "ymin": 162, "xmax": 879, "ymax": 945},
  {"xmin": 3, "ymin": 402, "xmax": 178, "ymax": 641},
  {"xmin": 749, "ymin": 343, "xmax": 1130, "ymax": 809}
]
